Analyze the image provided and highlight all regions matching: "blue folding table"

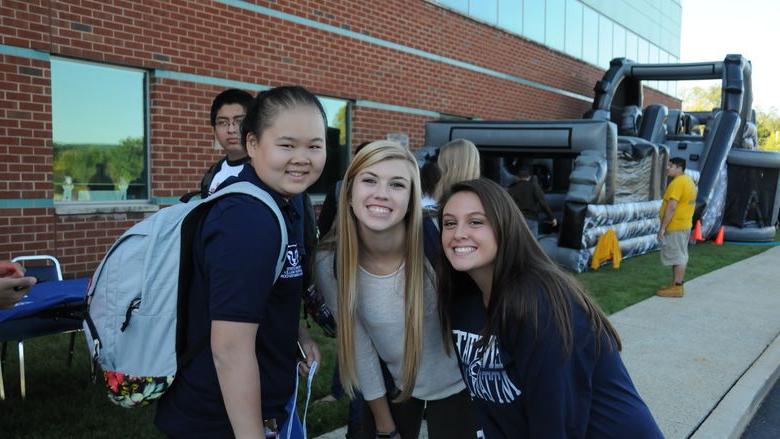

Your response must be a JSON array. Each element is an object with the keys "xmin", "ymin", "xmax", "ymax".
[{"xmin": 0, "ymin": 277, "xmax": 89, "ymax": 399}]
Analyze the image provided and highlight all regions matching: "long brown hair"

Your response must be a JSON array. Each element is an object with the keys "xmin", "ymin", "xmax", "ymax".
[
  {"xmin": 437, "ymin": 178, "xmax": 621, "ymax": 356},
  {"xmin": 325, "ymin": 140, "xmax": 426, "ymax": 401}
]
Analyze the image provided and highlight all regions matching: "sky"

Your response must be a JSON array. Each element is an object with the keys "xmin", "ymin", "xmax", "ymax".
[
  {"xmin": 51, "ymin": 58, "xmax": 145, "ymax": 145},
  {"xmin": 680, "ymin": 0, "xmax": 780, "ymax": 110}
]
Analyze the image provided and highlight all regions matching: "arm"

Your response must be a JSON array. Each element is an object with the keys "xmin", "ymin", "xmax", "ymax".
[
  {"xmin": 211, "ymin": 321, "xmax": 264, "ymax": 439},
  {"xmin": 658, "ymin": 199, "xmax": 678, "ymax": 240},
  {"xmin": 534, "ymin": 182, "xmax": 557, "ymax": 226},
  {"xmin": 203, "ymin": 198, "xmax": 281, "ymax": 436},
  {"xmin": 367, "ymin": 396, "xmax": 400, "ymax": 438},
  {"xmin": 522, "ymin": 321, "xmax": 594, "ymax": 438}
]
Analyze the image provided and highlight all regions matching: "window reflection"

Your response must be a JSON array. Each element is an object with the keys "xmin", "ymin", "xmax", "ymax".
[
  {"xmin": 469, "ymin": 0, "xmax": 498, "ymax": 24},
  {"xmin": 523, "ymin": 0, "xmax": 545, "ymax": 43},
  {"xmin": 545, "ymin": 0, "xmax": 565, "ymax": 51},
  {"xmin": 498, "ymin": 0, "xmax": 522, "ymax": 34},
  {"xmin": 564, "ymin": 0, "xmax": 583, "ymax": 58},
  {"xmin": 308, "ymin": 97, "xmax": 350, "ymax": 195},
  {"xmin": 582, "ymin": 6, "xmax": 599, "ymax": 65},
  {"xmin": 613, "ymin": 24, "xmax": 626, "ymax": 59},
  {"xmin": 438, "ymin": 0, "xmax": 468, "ymax": 12},
  {"xmin": 626, "ymin": 31, "xmax": 638, "ymax": 62},
  {"xmin": 598, "ymin": 15, "xmax": 612, "ymax": 67},
  {"xmin": 51, "ymin": 58, "xmax": 148, "ymax": 203},
  {"xmin": 431, "ymin": 0, "xmax": 680, "ymax": 76}
]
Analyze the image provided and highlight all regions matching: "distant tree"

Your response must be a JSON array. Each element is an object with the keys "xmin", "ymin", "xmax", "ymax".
[
  {"xmin": 756, "ymin": 107, "xmax": 780, "ymax": 151},
  {"xmin": 681, "ymin": 84, "xmax": 721, "ymax": 112},
  {"xmin": 333, "ymin": 106, "xmax": 347, "ymax": 145},
  {"xmin": 106, "ymin": 136, "xmax": 145, "ymax": 186},
  {"xmin": 681, "ymin": 84, "xmax": 780, "ymax": 151}
]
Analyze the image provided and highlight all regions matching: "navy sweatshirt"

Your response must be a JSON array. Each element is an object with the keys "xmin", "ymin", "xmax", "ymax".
[{"xmin": 449, "ymin": 285, "xmax": 663, "ymax": 438}]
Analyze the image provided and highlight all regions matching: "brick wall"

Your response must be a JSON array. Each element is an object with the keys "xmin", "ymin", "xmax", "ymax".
[{"xmin": 1, "ymin": 0, "xmax": 681, "ymax": 277}]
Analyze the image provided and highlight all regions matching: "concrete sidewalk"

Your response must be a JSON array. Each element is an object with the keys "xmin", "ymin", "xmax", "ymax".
[
  {"xmin": 612, "ymin": 245, "xmax": 780, "ymax": 438},
  {"xmin": 317, "ymin": 246, "xmax": 780, "ymax": 439}
]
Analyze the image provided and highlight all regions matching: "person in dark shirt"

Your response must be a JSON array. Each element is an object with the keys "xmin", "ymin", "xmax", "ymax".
[
  {"xmin": 199, "ymin": 88, "xmax": 254, "ymax": 198},
  {"xmin": 506, "ymin": 165, "xmax": 556, "ymax": 237},
  {"xmin": 155, "ymin": 86, "xmax": 327, "ymax": 439},
  {"xmin": 437, "ymin": 178, "xmax": 662, "ymax": 439}
]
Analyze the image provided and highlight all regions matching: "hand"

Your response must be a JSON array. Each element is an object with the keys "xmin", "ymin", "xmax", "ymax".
[
  {"xmin": 657, "ymin": 229, "xmax": 665, "ymax": 242},
  {"xmin": 297, "ymin": 331, "xmax": 321, "ymax": 377},
  {"xmin": 0, "ymin": 260, "xmax": 25, "ymax": 278},
  {"xmin": 551, "ymin": 218, "xmax": 558, "ymax": 227},
  {"xmin": 0, "ymin": 276, "xmax": 36, "ymax": 309}
]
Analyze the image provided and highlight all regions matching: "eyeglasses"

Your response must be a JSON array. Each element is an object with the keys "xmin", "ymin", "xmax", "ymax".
[{"xmin": 215, "ymin": 116, "xmax": 245, "ymax": 130}]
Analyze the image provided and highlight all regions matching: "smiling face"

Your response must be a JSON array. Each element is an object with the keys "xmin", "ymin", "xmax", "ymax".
[
  {"xmin": 350, "ymin": 158, "xmax": 413, "ymax": 235},
  {"xmin": 246, "ymin": 105, "xmax": 326, "ymax": 198},
  {"xmin": 441, "ymin": 191, "xmax": 498, "ymax": 290},
  {"xmin": 213, "ymin": 103, "xmax": 246, "ymax": 160}
]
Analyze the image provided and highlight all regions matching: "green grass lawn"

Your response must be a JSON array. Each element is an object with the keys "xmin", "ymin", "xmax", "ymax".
[{"xmin": 1, "ymin": 236, "xmax": 776, "ymax": 438}]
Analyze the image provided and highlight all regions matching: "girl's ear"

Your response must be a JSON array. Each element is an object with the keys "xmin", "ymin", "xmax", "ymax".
[{"xmin": 245, "ymin": 132, "xmax": 258, "ymax": 155}]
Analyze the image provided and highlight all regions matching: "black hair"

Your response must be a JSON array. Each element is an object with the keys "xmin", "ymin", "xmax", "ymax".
[
  {"xmin": 210, "ymin": 89, "xmax": 253, "ymax": 127},
  {"xmin": 354, "ymin": 141, "xmax": 371, "ymax": 156},
  {"xmin": 669, "ymin": 157, "xmax": 686, "ymax": 172},
  {"xmin": 240, "ymin": 86, "xmax": 327, "ymax": 149},
  {"xmin": 420, "ymin": 160, "xmax": 441, "ymax": 197},
  {"xmin": 437, "ymin": 178, "xmax": 621, "ymax": 357}
]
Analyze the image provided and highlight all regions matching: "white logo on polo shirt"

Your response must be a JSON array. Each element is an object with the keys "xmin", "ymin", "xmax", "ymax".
[{"xmin": 281, "ymin": 243, "xmax": 303, "ymax": 279}]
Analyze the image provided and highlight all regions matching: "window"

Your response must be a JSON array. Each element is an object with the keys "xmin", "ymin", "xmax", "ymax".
[
  {"xmin": 51, "ymin": 58, "xmax": 148, "ymax": 203},
  {"xmin": 438, "ymin": 0, "xmax": 468, "ymax": 12},
  {"xmin": 626, "ymin": 31, "xmax": 638, "ymax": 62},
  {"xmin": 637, "ymin": 38, "xmax": 649, "ymax": 64},
  {"xmin": 308, "ymin": 97, "xmax": 350, "ymax": 195},
  {"xmin": 582, "ymin": 6, "xmax": 599, "ymax": 65},
  {"xmin": 545, "ymin": 0, "xmax": 565, "ymax": 51},
  {"xmin": 597, "ymin": 15, "xmax": 612, "ymax": 68},
  {"xmin": 469, "ymin": 0, "xmax": 498, "ymax": 25},
  {"xmin": 564, "ymin": 0, "xmax": 583, "ymax": 58},
  {"xmin": 613, "ymin": 24, "xmax": 626, "ymax": 60},
  {"xmin": 498, "ymin": 0, "xmax": 523, "ymax": 34},
  {"xmin": 523, "ymin": 0, "xmax": 545, "ymax": 43}
]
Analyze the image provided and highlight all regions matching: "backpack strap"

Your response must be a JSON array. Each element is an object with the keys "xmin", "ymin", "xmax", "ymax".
[{"xmin": 207, "ymin": 182, "xmax": 288, "ymax": 281}]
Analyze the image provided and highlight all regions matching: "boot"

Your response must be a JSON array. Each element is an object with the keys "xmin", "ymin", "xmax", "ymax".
[{"xmin": 657, "ymin": 284, "xmax": 684, "ymax": 298}]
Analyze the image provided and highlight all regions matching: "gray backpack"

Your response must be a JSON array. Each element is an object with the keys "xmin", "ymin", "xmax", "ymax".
[{"xmin": 83, "ymin": 182, "xmax": 288, "ymax": 408}]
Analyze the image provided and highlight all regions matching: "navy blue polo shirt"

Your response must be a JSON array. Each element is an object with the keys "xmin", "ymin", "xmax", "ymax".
[
  {"xmin": 155, "ymin": 165, "xmax": 305, "ymax": 438},
  {"xmin": 449, "ymin": 279, "xmax": 662, "ymax": 438}
]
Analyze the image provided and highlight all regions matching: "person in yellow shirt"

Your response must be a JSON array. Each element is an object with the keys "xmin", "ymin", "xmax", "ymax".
[{"xmin": 657, "ymin": 158, "xmax": 697, "ymax": 297}]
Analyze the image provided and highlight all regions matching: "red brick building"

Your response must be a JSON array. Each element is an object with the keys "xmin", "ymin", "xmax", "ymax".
[{"xmin": 1, "ymin": 0, "xmax": 680, "ymax": 277}]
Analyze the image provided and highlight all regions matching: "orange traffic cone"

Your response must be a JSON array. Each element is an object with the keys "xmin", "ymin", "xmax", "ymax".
[
  {"xmin": 713, "ymin": 226, "xmax": 724, "ymax": 245},
  {"xmin": 692, "ymin": 220, "xmax": 703, "ymax": 241}
]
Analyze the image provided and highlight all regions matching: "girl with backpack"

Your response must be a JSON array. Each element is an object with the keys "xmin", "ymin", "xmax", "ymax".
[
  {"xmin": 155, "ymin": 86, "xmax": 326, "ymax": 439},
  {"xmin": 437, "ymin": 178, "xmax": 663, "ymax": 438},
  {"xmin": 315, "ymin": 140, "xmax": 475, "ymax": 439}
]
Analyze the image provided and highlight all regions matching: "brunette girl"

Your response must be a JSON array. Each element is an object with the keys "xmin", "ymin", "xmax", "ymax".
[{"xmin": 438, "ymin": 178, "xmax": 662, "ymax": 438}]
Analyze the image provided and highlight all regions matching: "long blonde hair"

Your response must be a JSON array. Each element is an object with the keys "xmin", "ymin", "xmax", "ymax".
[
  {"xmin": 434, "ymin": 138, "xmax": 481, "ymax": 201},
  {"xmin": 331, "ymin": 140, "xmax": 425, "ymax": 401}
]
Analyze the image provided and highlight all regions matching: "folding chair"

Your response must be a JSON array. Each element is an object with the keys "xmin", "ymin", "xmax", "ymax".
[{"xmin": 0, "ymin": 255, "xmax": 83, "ymax": 399}]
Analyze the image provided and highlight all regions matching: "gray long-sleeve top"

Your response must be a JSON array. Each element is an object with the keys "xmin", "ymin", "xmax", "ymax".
[{"xmin": 315, "ymin": 250, "xmax": 465, "ymax": 401}]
